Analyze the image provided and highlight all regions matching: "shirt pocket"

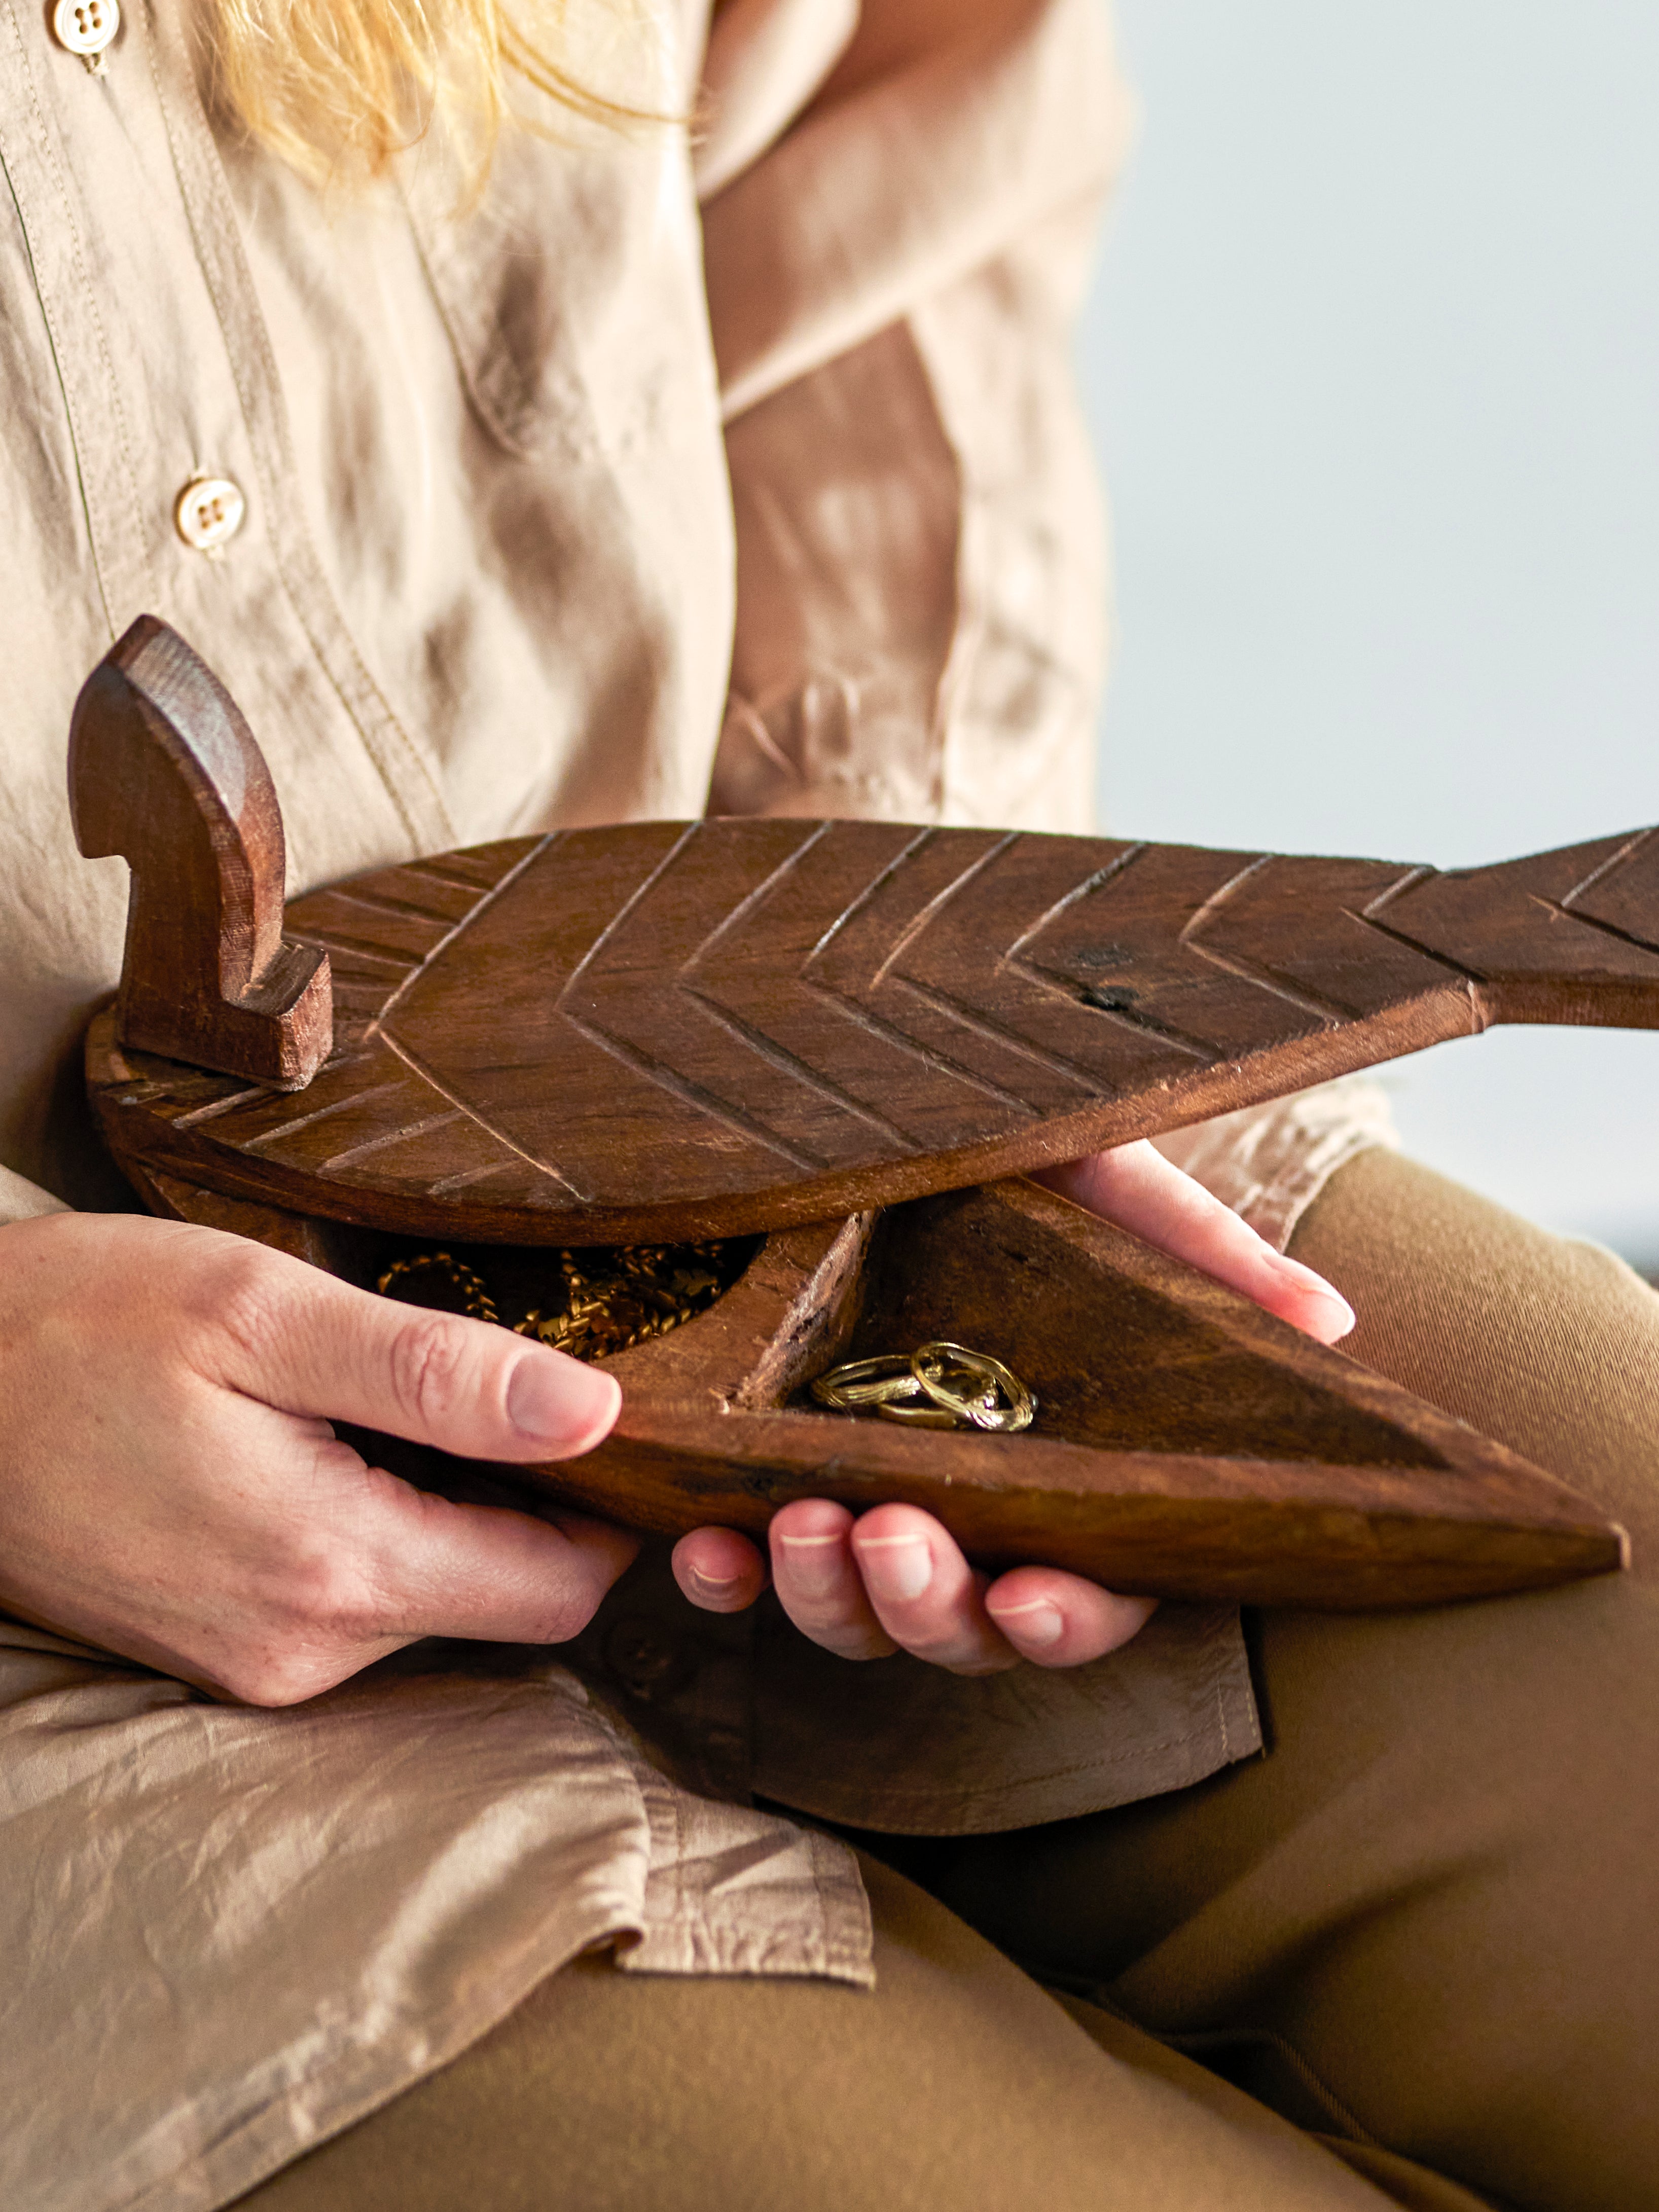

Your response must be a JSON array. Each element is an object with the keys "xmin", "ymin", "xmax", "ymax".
[{"xmin": 401, "ymin": 126, "xmax": 638, "ymax": 463}]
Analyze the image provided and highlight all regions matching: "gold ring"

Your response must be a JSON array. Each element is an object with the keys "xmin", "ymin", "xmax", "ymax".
[
  {"xmin": 874, "ymin": 1400, "xmax": 961, "ymax": 1428},
  {"xmin": 911, "ymin": 1341, "xmax": 1036, "ymax": 1434},
  {"xmin": 810, "ymin": 1344, "xmax": 1037, "ymax": 1433},
  {"xmin": 810, "ymin": 1354, "xmax": 924, "ymax": 1411}
]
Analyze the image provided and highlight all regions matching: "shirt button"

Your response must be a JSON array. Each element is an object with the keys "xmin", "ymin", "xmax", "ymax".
[
  {"xmin": 52, "ymin": 0, "xmax": 120, "ymax": 71},
  {"xmin": 173, "ymin": 476, "xmax": 246, "ymax": 554}
]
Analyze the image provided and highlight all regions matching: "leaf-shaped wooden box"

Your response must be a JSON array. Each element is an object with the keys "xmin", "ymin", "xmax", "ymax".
[{"xmin": 77, "ymin": 619, "xmax": 1659, "ymax": 1608}]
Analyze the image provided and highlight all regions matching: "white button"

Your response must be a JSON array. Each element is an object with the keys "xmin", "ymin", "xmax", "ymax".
[
  {"xmin": 173, "ymin": 476, "xmax": 246, "ymax": 554},
  {"xmin": 52, "ymin": 0, "xmax": 119, "ymax": 67}
]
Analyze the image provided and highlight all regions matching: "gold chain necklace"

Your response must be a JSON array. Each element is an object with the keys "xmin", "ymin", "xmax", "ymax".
[{"xmin": 377, "ymin": 1240, "xmax": 741, "ymax": 1361}]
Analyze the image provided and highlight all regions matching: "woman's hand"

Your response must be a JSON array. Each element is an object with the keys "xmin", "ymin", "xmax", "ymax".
[
  {"xmin": 0, "ymin": 1148, "xmax": 1354, "ymax": 1702},
  {"xmin": 1032, "ymin": 1142, "xmax": 1355, "ymax": 1341},
  {"xmin": 672, "ymin": 1142, "xmax": 1355, "ymax": 1673},
  {"xmin": 0, "ymin": 1212, "xmax": 633, "ymax": 1705}
]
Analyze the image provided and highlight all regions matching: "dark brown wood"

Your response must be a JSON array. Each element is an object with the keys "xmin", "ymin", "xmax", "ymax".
[
  {"xmin": 71, "ymin": 622, "xmax": 1636, "ymax": 1610},
  {"xmin": 77, "ymin": 622, "xmax": 1659, "ymax": 1243},
  {"xmin": 138, "ymin": 1168, "xmax": 1626, "ymax": 1610},
  {"xmin": 126, "ymin": 1159, "xmax": 372, "ymax": 1277},
  {"xmin": 86, "ymin": 818, "xmax": 1659, "ymax": 1245},
  {"xmin": 70, "ymin": 616, "xmax": 331, "ymax": 1090}
]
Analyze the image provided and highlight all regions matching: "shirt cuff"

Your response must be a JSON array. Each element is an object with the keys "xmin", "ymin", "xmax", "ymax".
[
  {"xmin": 1152, "ymin": 1076, "xmax": 1400, "ymax": 1255},
  {"xmin": 0, "ymin": 1166, "xmax": 70, "ymax": 1225}
]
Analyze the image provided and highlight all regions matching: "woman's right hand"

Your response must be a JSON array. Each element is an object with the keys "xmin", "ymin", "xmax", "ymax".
[{"xmin": 0, "ymin": 1212, "xmax": 634, "ymax": 1705}]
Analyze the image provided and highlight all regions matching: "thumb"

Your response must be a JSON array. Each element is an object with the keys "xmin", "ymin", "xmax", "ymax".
[{"xmin": 203, "ymin": 1246, "xmax": 621, "ymax": 1461}]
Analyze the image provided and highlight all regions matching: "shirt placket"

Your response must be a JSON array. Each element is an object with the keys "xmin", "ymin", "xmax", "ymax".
[{"xmin": 0, "ymin": 0, "xmax": 455, "ymax": 875}]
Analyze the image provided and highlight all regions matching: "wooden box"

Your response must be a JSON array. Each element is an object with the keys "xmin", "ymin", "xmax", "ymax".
[{"xmin": 78, "ymin": 618, "xmax": 1659, "ymax": 1608}]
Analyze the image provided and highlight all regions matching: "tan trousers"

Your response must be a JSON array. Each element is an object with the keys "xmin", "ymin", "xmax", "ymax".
[{"xmin": 237, "ymin": 1152, "xmax": 1659, "ymax": 2212}]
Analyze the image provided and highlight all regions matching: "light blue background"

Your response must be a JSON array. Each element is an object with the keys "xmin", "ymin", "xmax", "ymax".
[{"xmin": 1076, "ymin": 1, "xmax": 1659, "ymax": 1263}]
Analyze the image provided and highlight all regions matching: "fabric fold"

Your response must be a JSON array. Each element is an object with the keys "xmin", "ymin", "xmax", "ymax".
[
  {"xmin": 704, "ymin": 0, "xmax": 1133, "ymax": 420},
  {"xmin": 695, "ymin": 0, "xmax": 859, "ymax": 201}
]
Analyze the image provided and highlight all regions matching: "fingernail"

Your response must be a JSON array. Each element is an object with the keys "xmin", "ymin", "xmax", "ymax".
[
  {"xmin": 856, "ymin": 1533, "xmax": 932, "ymax": 1602},
  {"xmin": 508, "ymin": 1355, "xmax": 619, "ymax": 1443},
  {"xmin": 777, "ymin": 1531, "xmax": 843, "ymax": 1600},
  {"xmin": 1269, "ymin": 1255, "xmax": 1356, "ymax": 1336},
  {"xmin": 986, "ymin": 1597, "xmax": 1064, "ymax": 1648},
  {"xmin": 688, "ymin": 1567, "xmax": 744, "ymax": 1597}
]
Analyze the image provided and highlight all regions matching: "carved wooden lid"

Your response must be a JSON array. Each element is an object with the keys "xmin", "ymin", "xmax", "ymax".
[
  {"xmin": 76, "ymin": 620, "xmax": 1659, "ymax": 1244},
  {"xmin": 89, "ymin": 809, "xmax": 1659, "ymax": 1244}
]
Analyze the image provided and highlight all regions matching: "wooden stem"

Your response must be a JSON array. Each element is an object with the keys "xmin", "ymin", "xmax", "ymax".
[{"xmin": 69, "ymin": 616, "xmax": 332, "ymax": 1090}]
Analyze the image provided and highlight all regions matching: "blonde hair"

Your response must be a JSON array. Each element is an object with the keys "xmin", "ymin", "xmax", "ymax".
[{"xmin": 207, "ymin": 0, "xmax": 666, "ymax": 194}]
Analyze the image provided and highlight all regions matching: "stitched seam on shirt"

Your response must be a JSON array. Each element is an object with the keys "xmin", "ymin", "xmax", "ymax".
[
  {"xmin": 805, "ymin": 1822, "xmax": 833, "ymax": 1958},
  {"xmin": 138, "ymin": 1, "xmax": 456, "ymax": 852},
  {"xmin": 813, "ymin": 1832, "xmax": 878, "ymax": 1981},
  {"xmin": 0, "ymin": 4, "xmax": 151, "ymax": 630},
  {"xmin": 400, "ymin": 178, "xmax": 540, "ymax": 457}
]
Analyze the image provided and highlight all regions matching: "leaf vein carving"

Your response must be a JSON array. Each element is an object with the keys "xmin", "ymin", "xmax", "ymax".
[
  {"xmin": 556, "ymin": 1007, "xmax": 828, "ymax": 1172},
  {"xmin": 376, "ymin": 1028, "xmax": 594, "ymax": 1201},
  {"xmin": 368, "ymin": 832, "xmax": 558, "ymax": 1035},
  {"xmin": 676, "ymin": 982, "xmax": 923, "ymax": 1152},
  {"xmin": 796, "ymin": 978, "xmax": 1042, "ymax": 1113}
]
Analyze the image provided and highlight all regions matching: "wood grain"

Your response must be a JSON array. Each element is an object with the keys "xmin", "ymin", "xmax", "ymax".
[
  {"xmin": 70, "ymin": 617, "xmax": 331, "ymax": 1089},
  {"xmin": 88, "ymin": 818, "xmax": 1659, "ymax": 1245},
  {"xmin": 141, "ymin": 1168, "xmax": 1626, "ymax": 1610},
  {"xmin": 68, "ymin": 623, "xmax": 1635, "ymax": 1607}
]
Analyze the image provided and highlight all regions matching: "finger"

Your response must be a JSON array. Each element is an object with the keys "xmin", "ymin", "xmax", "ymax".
[
  {"xmin": 849, "ymin": 1505, "xmax": 1020, "ymax": 1675},
  {"xmin": 197, "ymin": 1242, "xmax": 622, "ymax": 1461},
  {"xmin": 769, "ymin": 1500, "xmax": 896, "ymax": 1660},
  {"xmin": 1036, "ymin": 1141, "xmax": 1355, "ymax": 1344},
  {"xmin": 672, "ymin": 1527, "xmax": 769, "ymax": 1613},
  {"xmin": 982, "ymin": 1566, "xmax": 1158, "ymax": 1668},
  {"xmin": 348, "ymin": 1468, "xmax": 640, "ymax": 1647},
  {"xmin": 208, "ymin": 1451, "xmax": 642, "ymax": 1704}
]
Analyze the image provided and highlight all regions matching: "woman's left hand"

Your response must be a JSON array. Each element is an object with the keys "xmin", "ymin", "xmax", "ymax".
[{"xmin": 671, "ymin": 1142, "xmax": 1356, "ymax": 1674}]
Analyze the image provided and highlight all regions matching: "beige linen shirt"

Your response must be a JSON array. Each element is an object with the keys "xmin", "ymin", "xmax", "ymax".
[{"xmin": 0, "ymin": 3, "xmax": 1391, "ymax": 2205}]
